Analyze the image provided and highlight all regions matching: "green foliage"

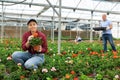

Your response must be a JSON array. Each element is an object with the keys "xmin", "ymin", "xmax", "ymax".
[
  {"xmin": 29, "ymin": 37, "xmax": 42, "ymax": 46},
  {"xmin": 1, "ymin": 39, "xmax": 120, "ymax": 79},
  {"xmin": 95, "ymin": 74, "xmax": 103, "ymax": 80}
]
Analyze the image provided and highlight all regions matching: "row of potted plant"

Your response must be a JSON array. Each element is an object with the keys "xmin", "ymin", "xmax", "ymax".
[{"xmin": 0, "ymin": 39, "xmax": 120, "ymax": 79}]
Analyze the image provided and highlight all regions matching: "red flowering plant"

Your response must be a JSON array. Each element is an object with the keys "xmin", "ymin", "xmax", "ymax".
[{"xmin": 29, "ymin": 33, "xmax": 42, "ymax": 51}]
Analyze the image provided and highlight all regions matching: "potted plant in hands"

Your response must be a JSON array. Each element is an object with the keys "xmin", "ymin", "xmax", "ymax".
[{"xmin": 29, "ymin": 33, "xmax": 42, "ymax": 52}]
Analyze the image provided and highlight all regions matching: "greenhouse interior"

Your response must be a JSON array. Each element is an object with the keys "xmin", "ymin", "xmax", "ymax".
[{"xmin": 1, "ymin": 0, "xmax": 120, "ymax": 79}]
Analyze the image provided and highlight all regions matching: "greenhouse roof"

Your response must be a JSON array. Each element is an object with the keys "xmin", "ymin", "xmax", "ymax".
[{"xmin": 0, "ymin": 0, "xmax": 120, "ymax": 22}]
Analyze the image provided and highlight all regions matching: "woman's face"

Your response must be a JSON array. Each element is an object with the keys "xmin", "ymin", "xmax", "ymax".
[{"xmin": 28, "ymin": 21, "xmax": 37, "ymax": 32}]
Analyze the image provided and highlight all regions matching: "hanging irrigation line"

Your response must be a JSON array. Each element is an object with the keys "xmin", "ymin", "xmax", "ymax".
[{"xmin": 0, "ymin": 0, "xmax": 27, "ymax": 6}]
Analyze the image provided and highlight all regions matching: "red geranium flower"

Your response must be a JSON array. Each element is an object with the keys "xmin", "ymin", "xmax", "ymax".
[
  {"xmin": 33, "ymin": 33, "xmax": 38, "ymax": 37},
  {"xmin": 70, "ymin": 70, "xmax": 75, "ymax": 75}
]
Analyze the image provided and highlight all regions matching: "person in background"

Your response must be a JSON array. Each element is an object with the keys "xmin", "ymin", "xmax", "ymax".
[
  {"xmin": 100, "ymin": 14, "xmax": 116, "ymax": 52},
  {"xmin": 12, "ymin": 19, "xmax": 48, "ymax": 70},
  {"xmin": 75, "ymin": 35, "xmax": 82, "ymax": 43}
]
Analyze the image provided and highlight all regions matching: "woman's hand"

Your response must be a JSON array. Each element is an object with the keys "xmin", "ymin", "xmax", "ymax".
[
  {"xmin": 39, "ymin": 45, "xmax": 42, "ymax": 52},
  {"xmin": 28, "ymin": 35, "xmax": 34, "ymax": 43},
  {"xmin": 25, "ymin": 35, "xmax": 34, "ymax": 48}
]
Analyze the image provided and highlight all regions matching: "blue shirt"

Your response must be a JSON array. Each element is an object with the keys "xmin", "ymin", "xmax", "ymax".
[{"xmin": 100, "ymin": 20, "xmax": 112, "ymax": 34}]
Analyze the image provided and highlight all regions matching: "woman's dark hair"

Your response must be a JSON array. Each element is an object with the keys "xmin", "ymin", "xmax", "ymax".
[{"xmin": 27, "ymin": 19, "xmax": 38, "ymax": 25}]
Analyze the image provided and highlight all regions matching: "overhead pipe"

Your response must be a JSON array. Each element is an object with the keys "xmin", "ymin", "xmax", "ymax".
[{"xmin": 1, "ymin": 0, "xmax": 120, "ymax": 15}]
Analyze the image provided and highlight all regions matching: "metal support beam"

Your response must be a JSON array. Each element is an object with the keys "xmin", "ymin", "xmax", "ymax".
[
  {"xmin": 93, "ymin": 1, "xmax": 101, "ymax": 10},
  {"xmin": 1, "ymin": 2, "xmax": 4, "ymax": 43},
  {"xmin": 98, "ymin": 21, "xmax": 102, "ymax": 41},
  {"xmin": 46, "ymin": 0, "xmax": 59, "ymax": 16},
  {"xmin": 58, "ymin": 0, "xmax": 61, "ymax": 54},
  {"xmin": 110, "ymin": 2, "xmax": 118, "ymax": 11},
  {"xmin": 1, "ymin": 0, "xmax": 120, "ymax": 15},
  {"xmin": 51, "ymin": 11, "xmax": 55, "ymax": 42},
  {"xmin": 76, "ymin": 22, "xmax": 78, "ymax": 36},
  {"xmin": 90, "ymin": 11, "xmax": 93, "ymax": 42},
  {"xmin": 20, "ymin": 14, "xmax": 22, "ymax": 40},
  {"xmin": 37, "ymin": 6, "xmax": 50, "ymax": 17},
  {"xmin": 29, "ymin": 0, "xmax": 33, "ymax": 8},
  {"xmin": 117, "ymin": 22, "xmax": 119, "ymax": 38},
  {"xmin": 0, "ymin": 12, "xmax": 120, "ymax": 23}
]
